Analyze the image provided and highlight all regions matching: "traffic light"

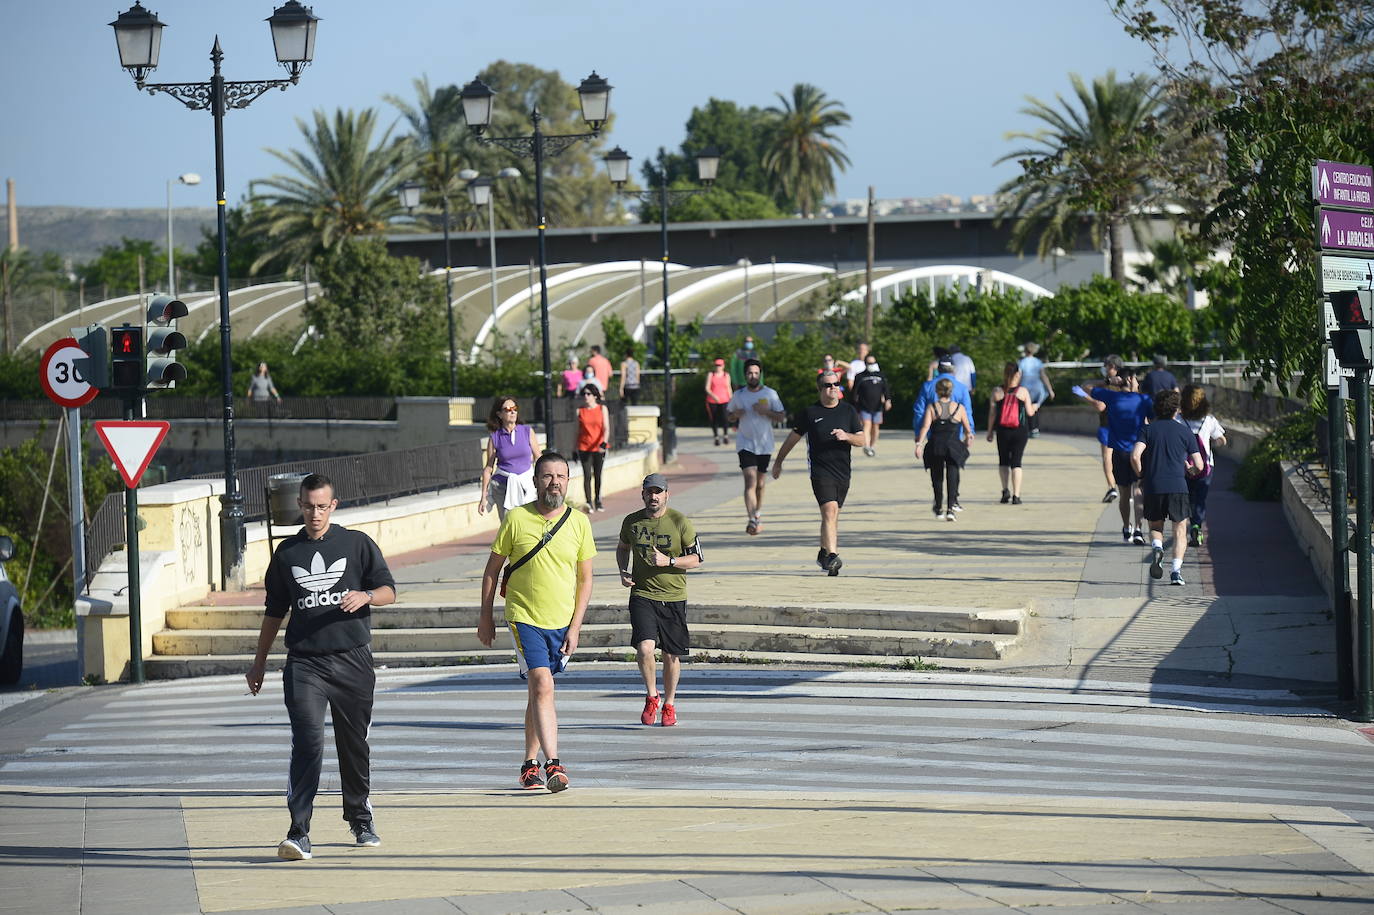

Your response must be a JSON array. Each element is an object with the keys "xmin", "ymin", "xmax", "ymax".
[
  {"xmin": 1330, "ymin": 290, "xmax": 1374, "ymax": 369},
  {"xmin": 110, "ymin": 324, "xmax": 144, "ymax": 390},
  {"xmin": 145, "ymin": 294, "xmax": 188, "ymax": 389},
  {"xmin": 71, "ymin": 324, "xmax": 110, "ymax": 391},
  {"xmin": 1332, "ymin": 289, "xmax": 1373, "ymax": 328}
]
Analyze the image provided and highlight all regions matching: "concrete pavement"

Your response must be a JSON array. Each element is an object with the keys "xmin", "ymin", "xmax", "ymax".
[{"xmin": 0, "ymin": 426, "xmax": 1354, "ymax": 914}]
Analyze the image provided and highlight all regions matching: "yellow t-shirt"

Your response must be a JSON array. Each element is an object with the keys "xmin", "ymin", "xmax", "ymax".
[{"xmin": 492, "ymin": 504, "xmax": 597, "ymax": 629}]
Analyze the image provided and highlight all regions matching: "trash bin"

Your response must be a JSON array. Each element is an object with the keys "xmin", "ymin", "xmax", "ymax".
[{"xmin": 267, "ymin": 472, "xmax": 309, "ymax": 526}]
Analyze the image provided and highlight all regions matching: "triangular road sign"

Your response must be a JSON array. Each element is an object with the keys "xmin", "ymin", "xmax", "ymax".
[{"xmin": 94, "ymin": 421, "xmax": 170, "ymax": 489}]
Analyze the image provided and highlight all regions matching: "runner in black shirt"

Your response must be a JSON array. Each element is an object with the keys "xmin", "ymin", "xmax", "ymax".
[
  {"xmin": 246, "ymin": 473, "xmax": 397, "ymax": 861},
  {"xmin": 772, "ymin": 370, "xmax": 864, "ymax": 575}
]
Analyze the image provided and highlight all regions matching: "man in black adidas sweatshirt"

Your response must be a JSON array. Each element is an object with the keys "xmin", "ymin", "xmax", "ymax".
[{"xmin": 246, "ymin": 473, "xmax": 396, "ymax": 861}]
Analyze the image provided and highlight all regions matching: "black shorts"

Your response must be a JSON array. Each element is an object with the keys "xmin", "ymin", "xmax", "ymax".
[
  {"xmin": 811, "ymin": 475, "xmax": 850, "ymax": 508},
  {"xmin": 738, "ymin": 450, "xmax": 771, "ymax": 472},
  {"xmin": 995, "ymin": 427, "xmax": 1029, "ymax": 468},
  {"xmin": 629, "ymin": 595, "xmax": 690, "ymax": 656},
  {"xmin": 1111, "ymin": 449, "xmax": 1139, "ymax": 486},
  {"xmin": 1143, "ymin": 492, "xmax": 1191, "ymax": 523}
]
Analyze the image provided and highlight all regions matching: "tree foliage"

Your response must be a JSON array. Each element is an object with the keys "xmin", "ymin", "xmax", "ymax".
[
  {"xmin": 246, "ymin": 107, "xmax": 410, "ymax": 271},
  {"xmin": 74, "ymin": 238, "xmax": 166, "ymax": 292},
  {"xmin": 0, "ymin": 423, "xmax": 122, "ymax": 628},
  {"xmin": 308, "ymin": 237, "xmax": 445, "ymax": 348},
  {"xmin": 387, "ymin": 61, "xmax": 622, "ymax": 232},
  {"xmin": 643, "ymin": 98, "xmax": 787, "ymax": 220},
  {"xmin": 1113, "ymin": 0, "xmax": 1374, "ymax": 392},
  {"xmin": 995, "ymin": 71, "xmax": 1172, "ymax": 285},
  {"xmin": 763, "ymin": 83, "xmax": 853, "ymax": 217}
]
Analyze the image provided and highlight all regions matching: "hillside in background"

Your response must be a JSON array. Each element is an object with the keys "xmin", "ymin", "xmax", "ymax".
[{"xmin": 12, "ymin": 206, "xmax": 218, "ymax": 265}]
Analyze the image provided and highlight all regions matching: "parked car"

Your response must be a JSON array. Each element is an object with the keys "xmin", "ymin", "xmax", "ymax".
[{"xmin": 0, "ymin": 536, "xmax": 22, "ymax": 685}]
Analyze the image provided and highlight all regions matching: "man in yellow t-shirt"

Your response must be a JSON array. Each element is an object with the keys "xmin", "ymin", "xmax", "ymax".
[{"xmin": 479, "ymin": 452, "xmax": 596, "ymax": 792}]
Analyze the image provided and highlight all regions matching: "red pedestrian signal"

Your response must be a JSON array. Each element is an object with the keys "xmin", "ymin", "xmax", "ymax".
[
  {"xmin": 1331, "ymin": 289, "xmax": 1373, "ymax": 329},
  {"xmin": 111, "ymin": 325, "xmax": 144, "ymax": 390}
]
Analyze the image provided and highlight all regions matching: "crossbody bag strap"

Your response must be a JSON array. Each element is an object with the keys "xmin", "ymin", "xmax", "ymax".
[{"xmin": 504, "ymin": 507, "xmax": 573, "ymax": 579}]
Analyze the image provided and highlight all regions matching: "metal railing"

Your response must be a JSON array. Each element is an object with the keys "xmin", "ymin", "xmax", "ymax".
[
  {"xmin": 191, "ymin": 439, "xmax": 487, "ymax": 523},
  {"xmin": 0, "ymin": 396, "xmax": 401, "ymax": 423},
  {"xmin": 85, "ymin": 492, "xmax": 126, "ymax": 591}
]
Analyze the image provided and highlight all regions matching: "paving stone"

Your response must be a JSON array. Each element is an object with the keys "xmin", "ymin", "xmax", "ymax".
[
  {"xmin": 565, "ymin": 878, "xmax": 730, "ymax": 910},
  {"xmin": 918, "ymin": 862, "xmax": 1121, "ymax": 907},
  {"xmin": 329, "ymin": 897, "xmax": 462, "ymax": 914},
  {"xmin": 815, "ymin": 867, "xmax": 991, "ymax": 909},
  {"xmin": 1044, "ymin": 860, "xmax": 1235, "ymax": 905},
  {"xmin": 447, "ymin": 889, "xmax": 590, "ymax": 915}
]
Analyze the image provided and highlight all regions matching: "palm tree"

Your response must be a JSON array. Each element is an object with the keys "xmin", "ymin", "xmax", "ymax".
[
  {"xmin": 995, "ymin": 71, "xmax": 1166, "ymax": 286},
  {"xmin": 763, "ymin": 83, "xmax": 852, "ymax": 217},
  {"xmin": 246, "ymin": 107, "xmax": 409, "ymax": 271}
]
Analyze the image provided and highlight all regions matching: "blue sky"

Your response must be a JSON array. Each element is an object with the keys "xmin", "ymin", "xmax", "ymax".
[{"xmin": 3, "ymin": 1, "xmax": 1158, "ymax": 210}]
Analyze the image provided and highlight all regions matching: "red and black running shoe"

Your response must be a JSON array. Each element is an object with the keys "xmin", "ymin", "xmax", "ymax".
[{"xmin": 519, "ymin": 761, "xmax": 544, "ymax": 790}]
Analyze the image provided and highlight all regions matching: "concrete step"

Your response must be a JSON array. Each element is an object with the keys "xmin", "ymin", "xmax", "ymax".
[
  {"xmin": 165, "ymin": 603, "xmax": 1022, "ymax": 635},
  {"xmin": 142, "ymin": 649, "xmax": 980, "ymax": 680},
  {"xmin": 151, "ymin": 623, "xmax": 1017, "ymax": 661}
]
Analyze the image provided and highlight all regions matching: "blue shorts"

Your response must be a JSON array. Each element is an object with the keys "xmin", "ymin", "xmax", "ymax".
[
  {"xmin": 510, "ymin": 622, "xmax": 570, "ymax": 679},
  {"xmin": 859, "ymin": 410, "xmax": 883, "ymax": 424}
]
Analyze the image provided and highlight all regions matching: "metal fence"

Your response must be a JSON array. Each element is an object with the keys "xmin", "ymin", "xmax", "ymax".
[
  {"xmin": 191, "ymin": 439, "xmax": 487, "ymax": 522},
  {"xmin": 85, "ymin": 492, "xmax": 126, "ymax": 591},
  {"xmin": 0, "ymin": 396, "xmax": 400, "ymax": 423}
]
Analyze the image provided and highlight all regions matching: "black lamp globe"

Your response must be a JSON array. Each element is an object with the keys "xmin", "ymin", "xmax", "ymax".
[
  {"xmin": 695, "ymin": 146, "xmax": 721, "ymax": 185},
  {"xmin": 460, "ymin": 77, "xmax": 495, "ymax": 134},
  {"xmin": 110, "ymin": 2, "xmax": 165, "ymax": 86},
  {"xmin": 603, "ymin": 147, "xmax": 632, "ymax": 188},
  {"xmin": 267, "ymin": 0, "xmax": 320, "ymax": 80},
  {"xmin": 466, "ymin": 176, "xmax": 493, "ymax": 208},
  {"xmin": 576, "ymin": 72, "xmax": 612, "ymax": 131},
  {"xmin": 396, "ymin": 180, "xmax": 423, "ymax": 212}
]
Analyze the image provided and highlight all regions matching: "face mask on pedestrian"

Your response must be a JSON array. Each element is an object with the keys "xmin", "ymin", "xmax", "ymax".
[
  {"xmin": 867, "ymin": 362, "xmax": 879, "ymax": 373},
  {"xmin": 744, "ymin": 340, "xmax": 754, "ymax": 350}
]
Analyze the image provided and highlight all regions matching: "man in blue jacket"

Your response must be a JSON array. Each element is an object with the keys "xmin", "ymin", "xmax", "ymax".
[{"xmin": 914, "ymin": 358, "xmax": 974, "ymax": 442}]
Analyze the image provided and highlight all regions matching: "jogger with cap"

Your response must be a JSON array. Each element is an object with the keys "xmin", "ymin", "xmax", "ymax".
[{"xmin": 617, "ymin": 472, "xmax": 703, "ymax": 726}]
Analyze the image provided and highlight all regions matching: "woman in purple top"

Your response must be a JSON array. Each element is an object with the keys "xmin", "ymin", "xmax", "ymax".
[{"xmin": 479, "ymin": 396, "xmax": 543, "ymax": 520}]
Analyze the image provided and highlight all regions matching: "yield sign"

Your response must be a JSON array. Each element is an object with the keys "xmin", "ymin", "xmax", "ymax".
[{"xmin": 94, "ymin": 421, "xmax": 170, "ymax": 489}]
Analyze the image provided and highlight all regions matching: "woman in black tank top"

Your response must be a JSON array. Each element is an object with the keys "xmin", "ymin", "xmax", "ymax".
[{"xmin": 915, "ymin": 377, "xmax": 972, "ymax": 521}]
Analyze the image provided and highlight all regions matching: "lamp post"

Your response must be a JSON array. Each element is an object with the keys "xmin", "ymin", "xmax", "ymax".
[
  {"xmin": 397, "ymin": 179, "xmax": 458, "ymax": 397},
  {"xmin": 737, "ymin": 257, "xmax": 752, "ymax": 325},
  {"xmin": 464, "ymin": 168, "xmax": 522, "ymax": 331},
  {"xmin": 110, "ymin": 1, "xmax": 320, "ymax": 590},
  {"xmin": 460, "ymin": 72, "xmax": 611, "ymax": 454},
  {"xmin": 166, "ymin": 172, "xmax": 200, "ymax": 297},
  {"xmin": 604, "ymin": 146, "xmax": 719, "ymax": 462}
]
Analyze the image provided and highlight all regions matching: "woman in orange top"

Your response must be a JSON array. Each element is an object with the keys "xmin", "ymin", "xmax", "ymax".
[
  {"xmin": 705, "ymin": 357, "xmax": 733, "ymax": 446},
  {"xmin": 576, "ymin": 385, "xmax": 611, "ymax": 511}
]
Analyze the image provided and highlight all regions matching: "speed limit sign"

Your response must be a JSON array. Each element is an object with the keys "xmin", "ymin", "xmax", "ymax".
[{"xmin": 40, "ymin": 337, "xmax": 99, "ymax": 408}]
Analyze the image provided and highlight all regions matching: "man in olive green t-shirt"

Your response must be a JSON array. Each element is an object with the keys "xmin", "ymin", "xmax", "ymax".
[{"xmin": 616, "ymin": 472, "xmax": 703, "ymax": 727}]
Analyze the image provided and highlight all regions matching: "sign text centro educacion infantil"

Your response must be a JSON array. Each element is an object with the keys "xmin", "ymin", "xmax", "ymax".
[{"xmin": 1314, "ymin": 160, "xmax": 1374, "ymax": 209}]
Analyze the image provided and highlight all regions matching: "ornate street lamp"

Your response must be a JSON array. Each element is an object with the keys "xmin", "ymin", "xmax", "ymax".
[
  {"xmin": 604, "ymin": 145, "xmax": 718, "ymax": 461},
  {"xmin": 465, "ymin": 168, "xmax": 522, "ymax": 332},
  {"xmin": 397, "ymin": 179, "xmax": 458, "ymax": 396},
  {"xmin": 110, "ymin": 2, "xmax": 320, "ymax": 595},
  {"xmin": 460, "ymin": 72, "xmax": 611, "ymax": 453},
  {"xmin": 166, "ymin": 172, "xmax": 200, "ymax": 297}
]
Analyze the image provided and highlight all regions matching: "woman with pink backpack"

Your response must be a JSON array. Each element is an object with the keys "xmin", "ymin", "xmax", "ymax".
[{"xmin": 987, "ymin": 362, "xmax": 1038, "ymax": 504}]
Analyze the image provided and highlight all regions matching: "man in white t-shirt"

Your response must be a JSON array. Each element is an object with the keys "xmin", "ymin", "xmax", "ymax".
[
  {"xmin": 725, "ymin": 359, "xmax": 787, "ymax": 535},
  {"xmin": 949, "ymin": 345, "xmax": 976, "ymax": 392},
  {"xmin": 846, "ymin": 341, "xmax": 870, "ymax": 386}
]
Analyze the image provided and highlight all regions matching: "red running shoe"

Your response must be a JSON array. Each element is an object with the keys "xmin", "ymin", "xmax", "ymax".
[
  {"xmin": 519, "ymin": 761, "xmax": 544, "ymax": 790},
  {"xmin": 640, "ymin": 694, "xmax": 660, "ymax": 725},
  {"xmin": 661, "ymin": 703, "xmax": 677, "ymax": 726},
  {"xmin": 544, "ymin": 761, "xmax": 569, "ymax": 792}
]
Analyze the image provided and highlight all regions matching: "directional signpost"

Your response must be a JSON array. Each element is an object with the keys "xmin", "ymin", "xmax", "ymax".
[
  {"xmin": 92, "ymin": 420, "xmax": 169, "ymax": 684},
  {"xmin": 1314, "ymin": 159, "xmax": 1374, "ymax": 716}
]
